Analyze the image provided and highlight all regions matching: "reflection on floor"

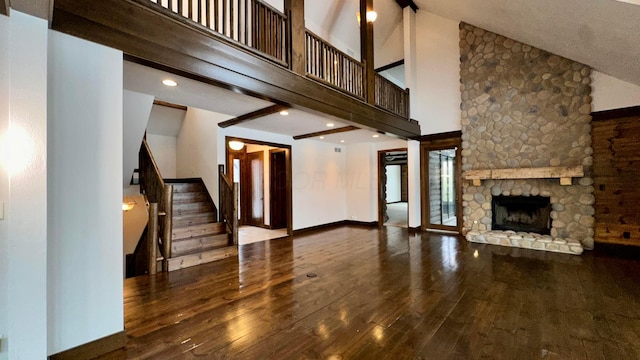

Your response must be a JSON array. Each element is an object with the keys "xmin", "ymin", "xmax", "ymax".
[
  {"xmin": 385, "ymin": 202, "xmax": 408, "ymax": 227},
  {"xmin": 238, "ymin": 225, "xmax": 288, "ymax": 245}
]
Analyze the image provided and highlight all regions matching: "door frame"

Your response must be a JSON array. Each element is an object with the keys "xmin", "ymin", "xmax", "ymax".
[
  {"xmin": 225, "ymin": 136, "xmax": 293, "ymax": 236},
  {"xmin": 377, "ymin": 148, "xmax": 409, "ymax": 227},
  {"xmin": 419, "ymin": 132, "xmax": 462, "ymax": 233}
]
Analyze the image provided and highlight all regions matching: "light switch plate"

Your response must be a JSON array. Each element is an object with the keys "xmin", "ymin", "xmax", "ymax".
[{"xmin": 0, "ymin": 202, "xmax": 4, "ymax": 220}]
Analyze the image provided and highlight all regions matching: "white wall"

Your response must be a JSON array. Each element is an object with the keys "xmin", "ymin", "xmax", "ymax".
[
  {"xmin": 177, "ymin": 108, "xmax": 222, "ymax": 204},
  {"xmin": 385, "ymin": 165, "xmax": 401, "ymax": 203},
  {"xmin": 592, "ymin": 71, "xmax": 640, "ymax": 111},
  {"xmin": 47, "ymin": 30, "xmax": 123, "ymax": 355},
  {"xmin": 306, "ymin": 0, "xmax": 360, "ymax": 59},
  {"xmin": 147, "ymin": 134, "xmax": 177, "ymax": 178},
  {"xmin": 345, "ymin": 142, "xmax": 377, "ymax": 222},
  {"xmin": 6, "ymin": 12, "xmax": 49, "ymax": 360},
  {"xmin": 413, "ymin": 11, "xmax": 461, "ymax": 134},
  {"xmin": 0, "ymin": 13, "xmax": 10, "ymax": 360},
  {"xmin": 123, "ymin": 90, "xmax": 153, "ymax": 187}
]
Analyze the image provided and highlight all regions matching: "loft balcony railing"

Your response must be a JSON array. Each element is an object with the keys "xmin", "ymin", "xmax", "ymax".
[
  {"xmin": 149, "ymin": 0, "xmax": 288, "ymax": 65},
  {"xmin": 305, "ymin": 30, "xmax": 365, "ymax": 100},
  {"xmin": 143, "ymin": 0, "xmax": 410, "ymax": 120},
  {"xmin": 375, "ymin": 73, "xmax": 410, "ymax": 119}
]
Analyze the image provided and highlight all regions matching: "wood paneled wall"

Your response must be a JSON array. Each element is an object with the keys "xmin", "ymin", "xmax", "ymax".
[{"xmin": 592, "ymin": 110, "xmax": 640, "ymax": 246}]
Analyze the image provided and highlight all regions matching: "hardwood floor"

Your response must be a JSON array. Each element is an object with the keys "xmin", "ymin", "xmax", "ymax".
[{"xmin": 109, "ymin": 226, "xmax": 640, "ymax": 359}]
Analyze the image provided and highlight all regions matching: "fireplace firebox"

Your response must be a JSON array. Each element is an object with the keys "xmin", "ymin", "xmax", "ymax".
[{"xmin": 491, "ymin": 196, "xmax": 551, "ymax": 234}]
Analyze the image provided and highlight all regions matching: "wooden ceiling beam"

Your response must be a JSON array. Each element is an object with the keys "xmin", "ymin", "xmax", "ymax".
[
  {"xmin": 0, "ymin": 0, "xmax": 9, "ymax": 16},
  {"xmin": 394, "ymin": 0, "xmax": 418, "ymax": 12},
  {"xmin": 218, "ymin": 104, "xmax": 288, "ymax": 128},
  {"xmin": 153, "ymin": 99, "xmax": 187, "ymax": 111},
  {"xmin": 293, "ymin": 125, "xmax": 359, "ymax": 140}
]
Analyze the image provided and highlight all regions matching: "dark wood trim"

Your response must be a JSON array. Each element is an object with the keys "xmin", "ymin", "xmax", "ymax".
[
  {"xmin": 413, "ymin": 130, "xmax": 462, "ymax": 142},
  {"xmin": 360, "ymin": 0, "xmax": 375, "ymax": 105},
  {"xmin": 394, "ymin": 0, "xmax": 418, "ymax": 12},
  {"xmin": 292, "ymin": 125, "xmax": 359, "ymax": 140},
  {"xmin": 0, "ymin": 0, "xmax": 9, "ymax": 16},
  {"xmin": 224, "ymin": 136, "xmax": 293, "ymax": 236},
  {"xmin": 52, "ymin": 0, "xmax": 420, "ymax": 138},
  {"xmin": 218, "ymin": 104, "xmax": 288, "ymax": 128},
  {"xmin": 285, "ymin": 0, "xmax": 305, "ymax": 75},
  {"xmin": 375, "ymin": 59, "xmax": 404, "ymax": 73},
  {"xmin": 419, "ymin": 135, "xmax": 462, "ymax": 234},
  {"xmin": 292, "ymin": 220, "xmax": 377, "ymax": 236},
  {"xmin": 378, "ymin": 148, "xmax": 409, "ymax": 227},
  {"xmin": 48, "ymin": 331, "xmax": 126, "ymax": 360},
  {"xmin": 591, "ymin": 105, "xmax": 640, "ymax": 122},
  {"xmin": 153, "ymin": 99, "xmax": 187, "ymax": 111}
]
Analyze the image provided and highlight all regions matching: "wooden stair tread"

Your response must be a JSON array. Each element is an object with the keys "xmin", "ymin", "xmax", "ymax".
[
  {"xmin": 171, "ymin": 233, "xmax": 230, "ymax": 257},
  {"xmin": 172, "ymin": 222, "xmax": 226, "ymax": 240},
  {"xmin": 173, "ymin": 201, "xmax": 214, "ymax": 215},
  {"xmin": 168, "ymin": 245, "xmax": 238, "ymax": 271},
  {"xmin": 173, "ymin": 192, "xmax": 209, "ymax": 203},
  {"xmin": 167, "ymin": 182, "xmax": 205, "ymax": 193},
  {"xmin": 173, "ymin": 212, "xmax": 217, "ymax": 227}
]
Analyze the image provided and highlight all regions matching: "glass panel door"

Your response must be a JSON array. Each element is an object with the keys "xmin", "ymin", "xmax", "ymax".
[{"xmin": 428, "ymin": 148, "xmax": 457, "ymax": 227}]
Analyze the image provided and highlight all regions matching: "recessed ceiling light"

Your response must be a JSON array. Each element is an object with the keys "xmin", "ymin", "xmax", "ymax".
[
  {"xmin": 372, "ymin": 134, "xmax": 380, "ymax": 138},
  {"xmin": 340, "ymin": 140, "xmax": 345, "ymax": 143},
  {"xmin": 162, "ymin": 79, "xmax": 178, "ymax": 87},
  {"xmin": 326, "ymin": 123, "xmax": 334, "ymax": 127},
  {"xmin": 319, "ymin": 136, "xmax": 324, "ymax": 139},
  {"xmin": 279, "ymin": 110, "xmax": 289, "ymax": 116}
]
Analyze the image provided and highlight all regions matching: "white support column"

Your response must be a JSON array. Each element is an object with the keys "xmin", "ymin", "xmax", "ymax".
[
  {"xmin": 403, "ymin": 8, "xmax": 421, "ymax": 228},
  {"xmin": 403, "ymin": 6, "xmax": 417, "ymax": 119}
]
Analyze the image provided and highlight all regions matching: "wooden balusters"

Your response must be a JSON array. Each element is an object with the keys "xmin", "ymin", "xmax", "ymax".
[
  {"xmin": 305, "ymin": 30, "xmax": 365, "ymax": 99},
  {"xmin": 374, "ymin": 73, "xmax": 410, "ymax": 119},
  {"xmin": 219, "ymin": 169, "xmax": 238, "ymax": 246},
  {"xmin": 150, "ymin": 0, "xmax": 287, "ymax": 64}
]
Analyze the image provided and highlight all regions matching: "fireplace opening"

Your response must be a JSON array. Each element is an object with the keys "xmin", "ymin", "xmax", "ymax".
[{"xmin": 491, "ymin": 196, "xmax": 551, "ymax": 234}]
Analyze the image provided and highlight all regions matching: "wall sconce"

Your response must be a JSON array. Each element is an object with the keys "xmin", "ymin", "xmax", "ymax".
[
  {"xmin": 228, "ymin": 140, "xmax": 245, "ymax": 151},
  {"xmin": 356, "ymin": 10, "xmax": 377, "ymax": 25},
  {"xmin": 122, "ymin": 201, "xmax": 136, "ymax": 212}
]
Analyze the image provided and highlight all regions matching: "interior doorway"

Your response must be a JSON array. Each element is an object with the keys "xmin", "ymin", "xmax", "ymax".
[
  {"xmin": 226, "ymin": 137, "xmax": 292, "ymax": 244},
  {"xmin": 420, "ymin": 133, "xmax": 462, "ymax": 233},
  {"xmin": 378, "ymin": 148, "xmax": 409, "ymax": 227}
]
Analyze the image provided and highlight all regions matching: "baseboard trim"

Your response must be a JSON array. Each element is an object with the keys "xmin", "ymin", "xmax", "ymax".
[
  {"xmin": 293, "ymin": 220, "xmax": 377, "ymax": 236},
  {"xmin": 49, "ymin": 331, "xmax": 126, "ymax": 360}
]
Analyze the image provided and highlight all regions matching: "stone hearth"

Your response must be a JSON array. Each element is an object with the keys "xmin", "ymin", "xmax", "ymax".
[{"xmin": 459, "ymin": 23, "xmax": 594, "ymax": 254}]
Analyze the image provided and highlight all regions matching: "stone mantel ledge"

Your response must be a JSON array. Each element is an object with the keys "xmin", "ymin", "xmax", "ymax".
[
  {"xmin": 464, "ymin": 166, "xmax": 585, "ymax": 186},
  {"xmin": 466, "ymin": 230, "xmax": 584, "ymax": 255}
]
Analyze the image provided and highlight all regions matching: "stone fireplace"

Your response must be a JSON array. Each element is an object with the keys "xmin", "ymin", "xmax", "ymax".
[{"xmin": 459, "ymin": 23, "xmax": 595, "ymax": 255}]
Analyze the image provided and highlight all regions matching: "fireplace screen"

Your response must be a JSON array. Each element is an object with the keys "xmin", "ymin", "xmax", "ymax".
[{"xmin": 491, "ymin": 196, "xmax": 551, "ymax": 234}]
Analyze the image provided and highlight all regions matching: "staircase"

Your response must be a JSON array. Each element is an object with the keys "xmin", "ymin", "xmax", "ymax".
[{"xmin": 166, "ymin": 180, "xmax": 238, "ymax": 271}]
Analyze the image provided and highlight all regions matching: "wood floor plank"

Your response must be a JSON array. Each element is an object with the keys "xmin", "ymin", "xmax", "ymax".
[{"xmin": 113, "ymin": 226, "xmax": 640, "ymax": 359}]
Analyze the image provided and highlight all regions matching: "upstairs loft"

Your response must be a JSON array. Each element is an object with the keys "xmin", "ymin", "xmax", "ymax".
[{"xmin": 51, "ymin": 0, "xmax": 421, "ymax": 138}]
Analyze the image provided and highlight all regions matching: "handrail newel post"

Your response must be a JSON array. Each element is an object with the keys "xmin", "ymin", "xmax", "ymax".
[
  {"xmin": 162, "ymin": 184, "xmax": 173, "ymax": 272},
  {"xmin": 148, "ymin": 203, "xmax": 159, "ymax": 275}
]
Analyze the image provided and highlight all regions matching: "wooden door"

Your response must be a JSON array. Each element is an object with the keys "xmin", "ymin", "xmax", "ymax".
[
  {"xmin": 270, "ymin": 150, "xmax": 287, "ymax": 229},
  {"xmin": 242, "ymin": 151, "xmax": 264, "ymax": 227},
  {"xmin": 592, "ymin": 112, "xmax": 640, "ymax": 246}
]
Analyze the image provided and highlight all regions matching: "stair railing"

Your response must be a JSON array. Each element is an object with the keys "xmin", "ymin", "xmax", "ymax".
[
  {"xmin": 219, "ymin": 166, "xmax": 239, "ymax": 245},
  {"xmin": 139, "ymin": 138, "xmax": 174, "ymax": 273}
]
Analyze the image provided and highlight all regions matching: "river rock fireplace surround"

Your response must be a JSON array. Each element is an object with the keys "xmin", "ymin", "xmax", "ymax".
[{"xmin": 459, "ymin": 24, "xmax": 595, "ymax": 255}]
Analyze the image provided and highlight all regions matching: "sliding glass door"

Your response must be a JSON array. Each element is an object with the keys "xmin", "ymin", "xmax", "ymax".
[{"xmin": 421, "ymin": 136, "xmax": 462, "ymax": 232}]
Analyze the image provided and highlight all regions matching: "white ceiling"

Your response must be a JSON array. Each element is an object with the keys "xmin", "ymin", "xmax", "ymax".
[
  {"xmin": 124, "ymin": 61, "xmax": 398, "ymax": 144},
  {"xmin": 416, "ymin": 0, "xmax": 640, "ymax": 86}
]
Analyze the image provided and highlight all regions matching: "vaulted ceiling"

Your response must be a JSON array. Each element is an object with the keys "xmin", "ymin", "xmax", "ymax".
[{"xmin": 415, "ymin": 0, "xmax": 640, "ymax": 86}]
